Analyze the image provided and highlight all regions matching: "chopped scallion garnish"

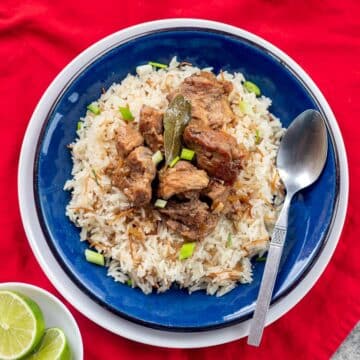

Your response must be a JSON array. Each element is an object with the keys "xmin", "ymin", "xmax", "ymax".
[
  {"xmin": 77, "ymin": 121, "xmax": 83, "ymax": 131},
  {"xmin": 179, "ymin": 242, "xmax": 196, "ymax": 260},
  {"xmin": 226, "ymin": 233, "xmax": 232, "ymax": 248},
  {"xmin": 255, "ymin": 129, "xmax": 262, "ymax": 145},
  {"xmin": 119, "ymin": 106, "xmax": 134, "ymax": 121},
  {"xmin": 243, "ymin": 81, "xmax": 261, "ymax": 96},
  {"xmin": 180, "ymin": 148, "xmax": 195, "ymax": 161},
  {"xmin": 152, "ymin": 150, "xmax": 164, "ymax": 165},
  {"xmin": 169, "ymin": 156, "xmax": 180, "ymax": 168},
  {"xmin": 238, "ymin": 99, "xmax": 250, "ymax": 114},
  {"xmin": 154, "ymin": 199, "xmax": 167, "ymax": 208},
  {"xmin": 85, "ymin": 249, "xmax": 105, "ymax": 266},
  {"xmin": 148, "ymin": 61, "xmax": 168, "ymax": 69},
  {"xmin": 91, "ymin": 168, "xmax": 100, "ymax": 186},
  {"xmin": 87, "ymin": 103, "xmax": 101, "ymax": 115},
  {"xmin": 126, "ymin": 279, "xmax": 133, "ymax": 286},
  {"xmin": 256, "ymin": 256, "xmax": 267, "ymax": 262}
]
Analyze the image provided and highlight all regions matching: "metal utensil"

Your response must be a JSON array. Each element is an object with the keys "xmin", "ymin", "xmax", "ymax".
[{"xmin": 247, "ymin": 109, "xmax": 328, "ymax": 346}]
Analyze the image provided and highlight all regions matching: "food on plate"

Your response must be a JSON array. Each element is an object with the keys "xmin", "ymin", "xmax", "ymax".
[
  {"xmin": 65, "ymin": 57, "xmax": 285, "ymax": 296},
  {"xmin": 183, "ymin": 124, "xmax": 243, "ymax": 183},
  {"xmin": 157, "ymin": 160, "xmax": 209, "ymax": 200},
  {"xmin": 113, "ymin": 146, "xmax": 156, "ymax": 207},
  {"xmin": 139, "ymin": 105, "xmax": 164, "ymax": 152},
  {"xmin": 85, "ymin": 249, "xmax": 105, "ymax": 266}
]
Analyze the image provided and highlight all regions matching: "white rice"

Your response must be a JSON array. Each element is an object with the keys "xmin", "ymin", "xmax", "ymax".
[{"xmin": 65, "ymin": 57, "xmax": 285, "ymax": 296}]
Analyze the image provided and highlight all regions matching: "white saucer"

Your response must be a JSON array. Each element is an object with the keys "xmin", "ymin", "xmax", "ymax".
[
  {"xmin": 18, "ymin": 18, "xmax": 348, "ymax": 348},
  {"xmin": 0, "ymin": 283, "xmax": 83, "ymax": 359}
]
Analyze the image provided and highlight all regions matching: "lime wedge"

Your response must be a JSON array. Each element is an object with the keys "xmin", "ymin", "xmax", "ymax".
[
  {"xmin": 0, "ymin": 290, "xmax": 45, "ymax": 360},
  {"xmin": 28, "ymin": 328, "xmax": 71, "ymax": 360}
]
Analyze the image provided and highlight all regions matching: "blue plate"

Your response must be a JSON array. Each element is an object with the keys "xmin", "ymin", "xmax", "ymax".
[{"xmin": 34, "ymin": 28, "xmax": 338, "ymax": 331}]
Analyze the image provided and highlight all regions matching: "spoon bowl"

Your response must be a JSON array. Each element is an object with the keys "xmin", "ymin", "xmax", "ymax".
[{"xmin": 277, "ymin": 110, "xmax": 328, "ymax": 194}]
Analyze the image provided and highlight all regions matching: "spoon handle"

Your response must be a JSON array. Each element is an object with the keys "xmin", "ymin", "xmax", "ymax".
[{"xmin": 247, "ymin": 194, "xmax": 292, "ymax": 346}]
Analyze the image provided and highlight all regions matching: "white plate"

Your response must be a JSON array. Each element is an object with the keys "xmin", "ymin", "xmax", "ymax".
[
  {"xmin": 18, "ymin": 19, "xmax": 349, "ymax": 348},
  {"xmin": 0, "ymin": 283, "xmax": 83, "ymax": 359}
]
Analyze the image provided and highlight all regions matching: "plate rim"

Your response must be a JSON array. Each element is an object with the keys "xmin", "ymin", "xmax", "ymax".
[{"xmin": 18, "ymin": 18, "xmax": 349, "ymax": 348}]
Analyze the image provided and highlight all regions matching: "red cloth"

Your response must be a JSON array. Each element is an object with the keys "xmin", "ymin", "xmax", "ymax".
[{"xmin": 1, "ymin": 1, "xmax": 359, "ymax": 359}]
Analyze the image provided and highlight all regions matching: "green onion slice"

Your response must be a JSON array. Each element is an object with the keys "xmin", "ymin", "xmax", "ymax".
[
  {"xmin": 154, "ymin": 199, "xmax": 167, "ymax": 208},
  {"xmin": 179, "ymin": 242, "xmax": 196, "ymax": 260},
  {"xmin": 85, "ymin": 249, "xmax": 105, "ymax": 266},
  {"xmin": 91, "ymin": 168, "xmax": 100, "ymax": 186},
  {"xmin": 77, "ymin": 121, "xmax": 83, "ymax": 131},
  {"xmin": 180, "ymin": 148, "xmax": 195, "ymax": 161},
  {"xmin": 226, "ymin": 233, "xmax": 232, "ymax": 248},
  {"xmin": 255, "ymin": 129, "xmax": 261, "ymax": 145},
  {"xmin": 243, "ymin": 81, "xmax": 261, "ymax": 96},
  {"xmin": 152, "ymin": 150, "xmax": 164, "ymax": 165},
  {"xmin": 126, "ymin": 279, "xmax": 133, "ymax": 286},
  {"xmin": 238, "ymin": 99, "xmax": 249, "ymax": 114},
  {"xmin": 87, "ymin": 103, "xmax": 101, "ymax": 115},
  {"xmin": 148, "ymin": 61, "xmax": 168, "ymax": 69},
  {"xmin": 119, "ymin": 106, "xmax": 134, "ymax": 121},
  {"xmin": 256, "ymin": 256, "xmax": 267, "ymax": 262},
  {"xmin": 169, "ymin": 156, "xmax": 180, "ymax": 168}
]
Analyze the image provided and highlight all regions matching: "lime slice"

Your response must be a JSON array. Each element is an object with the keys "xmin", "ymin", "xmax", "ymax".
[
  {"xmin": 28, "ymin": 328, "xmax": 71, "ymax": 360},
  {"xmin": 0, "ymin": 290, "xmax": 45, "ymax": 360}
]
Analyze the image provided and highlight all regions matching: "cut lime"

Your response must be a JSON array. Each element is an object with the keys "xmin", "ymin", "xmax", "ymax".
[
  {"xmin": 28, "ymin": 328, "xmax": 71, "ymax": 360},
  {"xmin": 0, "ymin": 290, "xmax": 45, "ymax": 360}
]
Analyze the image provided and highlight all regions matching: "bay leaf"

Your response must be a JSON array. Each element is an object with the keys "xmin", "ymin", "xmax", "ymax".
[{"xmin": 163, "ymin": 95, "xmax": 191, "ymax": 165}]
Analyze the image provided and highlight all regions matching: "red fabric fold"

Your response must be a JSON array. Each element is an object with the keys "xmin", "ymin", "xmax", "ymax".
[{"xmin": 1, "ymin": 1, "xmax": 359, "ymax": 359}]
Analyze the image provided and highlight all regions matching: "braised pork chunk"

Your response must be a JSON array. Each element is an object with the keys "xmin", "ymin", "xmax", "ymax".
[
  {"xmin": 159, "ymin": 199, "xmax": 218, "ymax": 240},
  {"xmin": 158, "ymin": 161, "xmax": 209, "ymax": 200},
  {"xmin": 139, "ymin": 105, "xmax": 164, "ymax": 152},
  {"xmin": 183, "ymin": 125, "xmax": 243, "ymax": 184},
  {"xmin": 169, "ymin": 71, "xmax": 235, "ymax": 129},
  {"xmin": 115, "ymin": 146, "xmax": 156, "ymax": 206},
  {"xmin": 116, "ymin": 123, "xmax": 144, "ymax": 157}
]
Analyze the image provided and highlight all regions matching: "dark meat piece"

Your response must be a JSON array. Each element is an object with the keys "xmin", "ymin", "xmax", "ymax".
[
  {"xmin": 202, "ymin": 179, "xmax": 230, "ymax": 214},
  {"xmin": 158, "ymin": 161, "xmax": 209, "ymax": 200},
  {"xmin": 114, "ymin": 146, "xmax": 156, "ymax": 206},
  {"xmin": 176, "ymin": 190, "xmax": 200, "ymax": 201},
  {"xmin": 116, "ymin": 123, "xmax": 143, "ymax": 157},
  {"xmin": 139, "ymin": 105, "xmax": 164, "ymax": 152},
  {"xmin": 159, "ymin": 199, "xmax": 219, "ymax": 240},
  {"xmin": 183, "ymin": 125, "xmax": 243, "ymax": 184},
  {"xmin": 168, "ymin": 71, "xmax": 235, "ymax": 129},
  {"xmin": 204, "ymin": 179, "xmax": 228, "ymax": 202}
]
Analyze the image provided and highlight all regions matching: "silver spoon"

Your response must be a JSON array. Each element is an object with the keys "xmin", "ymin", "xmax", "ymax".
[{"xmin": 247, "ymin": 109, "xmax": 328, "ymax": 346}]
